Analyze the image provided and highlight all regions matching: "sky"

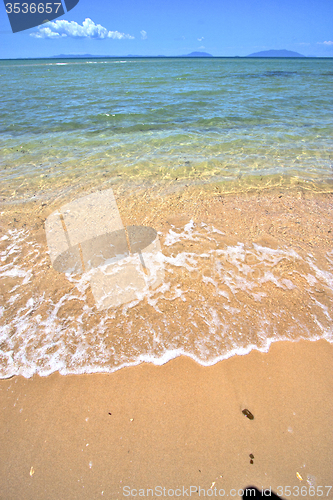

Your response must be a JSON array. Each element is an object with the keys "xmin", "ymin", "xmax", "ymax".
[{"xmin": 0, "ymin": 0, "xmax": 332, "ymax": 58}]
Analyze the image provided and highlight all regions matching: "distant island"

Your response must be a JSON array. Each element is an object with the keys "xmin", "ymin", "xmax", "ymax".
[
  {"xmin": 47, "ymin": 49, "xmax": 311, "ymax": 60},
  {"xmin": 180, "ymin": 52, "xmax": 213, "ymax": 57},
  {"xmin": 246, "ymin": 49, "xmax": 305, "ymax": 58},
  {"xmin": 51, "ymin": 52, "xmax": 213, "ymax": 58},
  {"xmin": 51, "ymin": 54, "xmax": 115, "ymax": 58}
]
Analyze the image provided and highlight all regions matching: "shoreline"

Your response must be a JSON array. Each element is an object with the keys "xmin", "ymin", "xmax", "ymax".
[
  {"xmin": 1, "ymin": 185, "xmax": 332, "ymax": 497},
  {"xmin": 1, "ymin": 175, "xmax": 333, "ymax": 210},
  {"xmin": 1, "ymin": 55, "xmax": 332, "ymax": 499},
  {"xmin": 1, "ymin": 339, "xmax": 332, "ymax": 499},
  {"xmin": 1, "ymin": 335, "xmax": 331, "ymax": 381},
  {"xmin": 1, "ymin": 185, "xmax": 332, "ymax": 379}
]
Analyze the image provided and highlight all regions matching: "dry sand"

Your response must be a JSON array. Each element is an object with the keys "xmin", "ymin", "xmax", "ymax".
[{"xmin": 0, "ymin": 339, "xmax": 332, "ymax": 500}]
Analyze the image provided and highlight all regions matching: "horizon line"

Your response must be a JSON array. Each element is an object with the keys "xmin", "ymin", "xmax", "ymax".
[{"xmin": 1, "ymin": 55, "xmax": 332, "ymax": 61}]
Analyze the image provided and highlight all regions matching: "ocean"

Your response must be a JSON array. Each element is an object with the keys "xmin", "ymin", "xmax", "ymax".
[{"xmin": 0, "ymin": 57, "xmax": 332, "ymax": 378}]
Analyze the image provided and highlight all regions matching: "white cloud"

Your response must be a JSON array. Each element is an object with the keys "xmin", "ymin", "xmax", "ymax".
[
  {"xmin": 33, "ymin": 27, "xmax": 66, "ymax": 39},
  {"xmin": 317, "ymin": 41, "xmax": 333, "ymax": 45},
  {"xmin": 30, "ymin": 18, "xmax": 134, "ymax": 40},
  {"xmin": 197, "ymin": 37, "xmax": 204, "ymax": 41},
  {"xmin": 140, "ymin": 30, "xmax": 147, "ymax": 40}
]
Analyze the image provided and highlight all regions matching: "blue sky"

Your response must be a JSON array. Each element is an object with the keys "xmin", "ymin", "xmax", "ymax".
[{"xmin": 1, "ymin": 0, "xmax": 332, "ymax": 58}]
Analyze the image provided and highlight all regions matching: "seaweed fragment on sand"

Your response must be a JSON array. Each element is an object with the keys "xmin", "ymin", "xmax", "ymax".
[{"xmin": 242, "ymin": 409, "xmax": 254, "ymax": 420}]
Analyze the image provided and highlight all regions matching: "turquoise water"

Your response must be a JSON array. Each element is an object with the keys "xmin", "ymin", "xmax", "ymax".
[
  {"xmin": 0, "ymin": 57, "xmax": 333, "ymax": 378},
  {"xmin": 0, "ymin": 57, "xmax": 332, "ymax": 201}
]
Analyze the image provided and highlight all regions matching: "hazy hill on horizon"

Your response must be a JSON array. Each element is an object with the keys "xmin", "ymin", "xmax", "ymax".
[
  {"xmin": 180, "ymin": 52, "xmax": 213, "ymax": 57},
  {"xmin": 246, "ymin": 49, "xmax": 306, "ymax": 57},
  {"xmin": 51, "ymin": 51, "xmax": 213, "ymax": 58}
]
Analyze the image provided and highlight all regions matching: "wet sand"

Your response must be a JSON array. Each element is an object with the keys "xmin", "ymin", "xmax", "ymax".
[
  {"xmin": 0, "ymin": 339, "xmax": 332, "ymax": 499},
  {"xmin": 1, "ymin": 186, "xmax": 333, "ymax": 378},
  {"xmin": 1, "ymin": 185, "xmax": 333, "ymax": 498}
]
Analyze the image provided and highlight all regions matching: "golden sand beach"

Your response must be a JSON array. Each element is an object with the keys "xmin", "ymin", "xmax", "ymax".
[{"xmin": 0, "ymin": 340, "xmax": 332, "ymax": 499}]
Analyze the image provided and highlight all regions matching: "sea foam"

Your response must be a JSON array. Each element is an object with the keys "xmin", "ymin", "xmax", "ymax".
[{"xmin": 0, "ymin": 221, "xmax": 332, "ymax": 379}]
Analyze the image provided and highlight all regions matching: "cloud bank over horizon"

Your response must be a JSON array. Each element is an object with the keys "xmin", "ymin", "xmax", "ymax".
[
  {"xmin": 1, "ymin": 0, "xmax": 331, "ymax": 59},
  {"xmin": 30, "ymin": 18, "xmax": 135, "ymax": 40}
]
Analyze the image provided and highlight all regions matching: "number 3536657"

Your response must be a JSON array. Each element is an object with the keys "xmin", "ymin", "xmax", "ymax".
[
  {"xmin": 5, "ymin": 3, "xmax": 62, "ymax": 14},
  {"xmin": 277, "ymin": 486, "xmax": 332, "ymax": 497}
]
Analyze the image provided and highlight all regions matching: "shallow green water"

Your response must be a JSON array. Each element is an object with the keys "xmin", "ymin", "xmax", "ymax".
[
  {"xmin": 1, "ymin": 57, "xmax": 333, "ymax": 378},
  {"xmin": 0, "ymin": 57, "xmax": 332, "ymax": 202}
]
